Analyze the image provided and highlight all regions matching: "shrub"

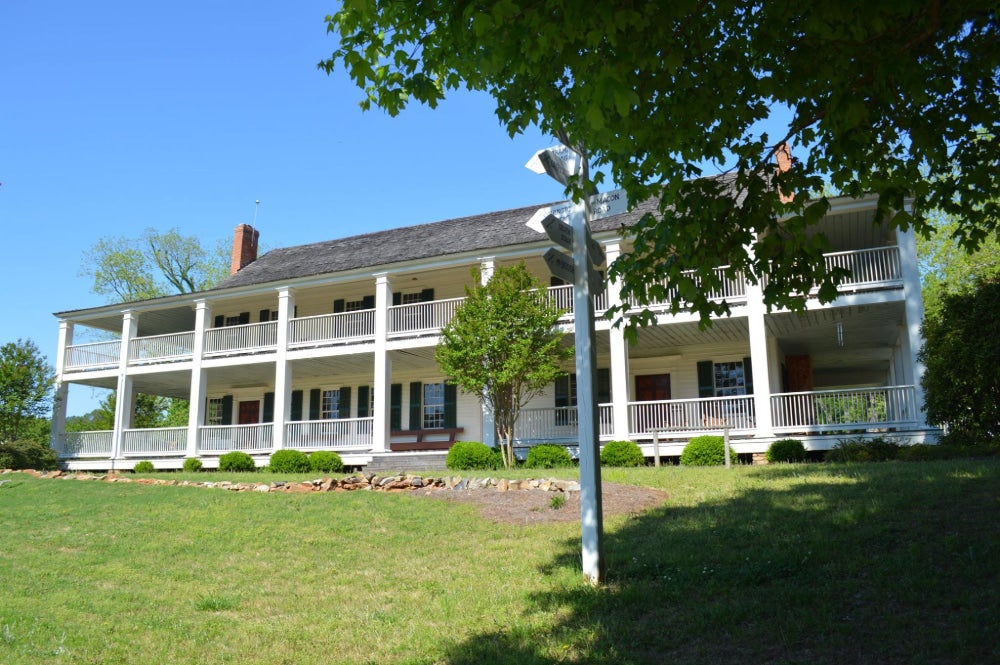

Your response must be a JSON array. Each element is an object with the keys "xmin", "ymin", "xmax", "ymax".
[
  {"xmin": 600, "ymin": 440, "xmax": 645, "ymax": 467},
  {"xmin": 680, "ymin": 435, "xmax": 733, "ymax": 466},
  {"xmin": 826, "ymin": 436, "xmax": 901, "ymax": 463},
  {"xmin": 525, "ymin": 444, "xmax": 573, "ymax": 469},
  {"xmin": 309, "ymin": 450, "xmax": 344, "ymax": 474},
  {"xmin": 766, "ymin": 438, "xmax": 806, "ymax": 463},
  {"xmin": 0, "ymin": 440, "xmax": 58, "ymax": 471},
  {"xmin": 219, "ymin": 450, "xmax": 256, "ymax": 472},
  {"xmin": 268, "ymin": 449, "xmax": 310, "ymax": 473},
  {"xmin": 446, "ymin": 441, "xmax": 500, "ymax": 470},
  {"xmin": 133, "ymin": 460, "xmax": 155, "ymax": 473},
  {"xmin": 182, "ymin": 457, "xmax": 203, "ymax": 473}
]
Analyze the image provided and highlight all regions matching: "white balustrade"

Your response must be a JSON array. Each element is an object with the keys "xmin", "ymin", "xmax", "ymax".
[
  {"xmin": 630, "ymin": 265, "xmax": 747, "ymax": 310},
  {"xmin": 203, "ymin": 321, "xmax": 278, "ymax": 355},
  {"xmin": 289, "ymin": 310, "xmax": 375, "ymax": 347},
  {"xmin": 65, "ymin": 341, "xmax": 121, "ymax": 370},
  {"xmin": 128, "ymin": 332, "xmax": 194, "ymax": 364},
  {"xmin": 388, "ymin": 297, "xmax": 464, "ymax": 336},
  {"xmin": 121, "ymin": 427, "xmax": 188, "ymax": 456},
  {"xmin": 59, "ymin": 430, "xmax": 114, "ymax": 457},
  {"xmin": 284, "ymin": 418, "xmax": 374, "ymax": 450},
  {"xmin": 628, "ymin": 395, "xmax": 756, "ymax": 437},
  {"xmin": 513, "ymin": 404, "xmax": 614, "ymax": 443},
  {"xmin": 771, "ymin": 385, "xmax": 916, "ymax": 433},
  {"xmin": 198, "ymin": 424, "xmax": 274, "ymax": 453},
  {"xmin": 823, "ymin": 246, "xmax": 901, "ymax": 290}
]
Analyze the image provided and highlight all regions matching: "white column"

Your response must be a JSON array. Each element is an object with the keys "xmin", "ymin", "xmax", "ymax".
[
  {"xmin": 745, "ymin": 280, "xmax": 775, "ymax": 438},
  {"xmin": 372, "ymin": 273, "xmax": 392, "ymax": 453},
  {"xmin": 479, "ymin": 258, "xmax": 497, "ymax": 447},
  {"xmin": 272, "ymin": 288, "xmax": 295, "ymax": 450},
  {"xmin": 605, "ymin": 243, "xmax": 631, "ymax": 441},
  {"xmin": 111, "ymin": 311, "xmax": 137, "ymax": 459},
  {"xmin": 186, "ymin": 300, "xmax": 211, "ymax": 457},
  {"xmin": 50, "ymin": 320, "xmax": 74, "ymax": 454},
  {"xmin": 897, "ymin": 224, "xmax": 928, "ymax": 428}
]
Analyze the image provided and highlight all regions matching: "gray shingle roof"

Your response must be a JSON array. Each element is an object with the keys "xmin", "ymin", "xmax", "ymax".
[{"xmin": 212, "ymin": 197, "xmax": 661, "ymax": 291}]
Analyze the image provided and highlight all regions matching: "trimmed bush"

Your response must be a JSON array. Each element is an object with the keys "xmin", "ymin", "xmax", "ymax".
[
  {"xmin": 309, "ymin": 450, "xmax": 344, "ymax": 474},
  {"xmin": 601, "ymin": 440, "xmax": 645, "ymax": 467},
  {"xmin": 525, "ymin": 444, "xmax": 573, "ymax": 469},
  {"xmin": 269, "ymin": 449, "xmax": 310, "ymax": 473},
  {"xmin": 0, "ymin": 440, "xmax": 58, "ymax": 471},
  {"xmin": 446, "ymin": 441, "xmax": 500, "ymax": 470},
  {"xmin": 766, "ymin": 438, "xmax": 806, "ymax": 463},
  {"xmin": 133, "ymin": 460, "xmax": 155, "ymax": 473},
  {"xmin": 219, "ymin": 450, "xmax": 256, "ymax": 472},
  {"xmin": 680, "ymin": 435, "xmax": 732, "ymax": 466},
  {"xmin": 182, "ymin": 457, "xmax": 203, "ymax": 473}
]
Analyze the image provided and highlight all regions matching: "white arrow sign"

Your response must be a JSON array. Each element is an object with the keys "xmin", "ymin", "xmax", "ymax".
[
  {"xmin": 526, "ymin": 188, "xmax": 629, "ymax": 234},
  {"xmin": 541, "ymin": 214, "xmax": 606, "ymax": 266},
  {"xmin": 525, "ymin": 145, "xmax": 584, "ymax": 188}
]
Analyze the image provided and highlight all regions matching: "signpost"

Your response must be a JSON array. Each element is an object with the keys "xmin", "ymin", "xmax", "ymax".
[{"xmin": 526, "ymin": 143, "xmax": 625, "ymax": 585}]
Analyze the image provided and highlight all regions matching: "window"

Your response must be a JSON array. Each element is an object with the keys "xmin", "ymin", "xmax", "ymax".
[
  {"xmin": 207, "ymin": 398, "xmax": 225, "ymax": 426},
  {"xmin": 401, "ymin": 292, "xmax": 424, "ymax": 305},
  {"xmin": 554, "ymin": 370, "xmax": 610, "ymax": 426},
  {"xmin": 224, "ymin": 315, "xmax": 243, "ymax": 327},
  {"xmin": 713, "ymin": 361, "xmax": 746, "ymax": 397},
  {"xmin": 345, "ymin": 299, "xmax": 366, "ymax": 312},
  {"xmin": 321, "ymin": 389, "xmax": 341, "ymax": 420},
  {"xmin": 423, "ymin": 382, "xmax": 445, "ymax": 429}
]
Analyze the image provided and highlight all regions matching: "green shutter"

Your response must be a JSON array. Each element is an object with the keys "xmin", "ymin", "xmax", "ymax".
[
  {"xmin": 392, "ymin": 292, "xmax": 402, "ymax": 306},
  {"xmin": 362, "ymin": 295, "xmax": 375, "ymax": 309},
  {"xmin": 697, "ymin": 361, "xmax": 715, "ymax": 398},
  {"xmin": 214, "ymin": 314, "xmax": 224, "ymax": 327},
  {"xmin": 339, "ymin": 387, "xmax": 351, "ymax": 418},
  {"xmin": 290, "ymin": 390, "xmax": 303, "ymax": 421},
  {"xmin": 221, "ymin": 395, "xmax": 233, "ymax": 425},
  {"xmin": 443, "ymin": 383, "xmax": 457, "ymax": 428},
  {"xmin": 390, "ymin": 384, "xmax": 402, "ymax": 430},
  {"xmin": 409, "ymin": 381, "xmax": 422, "ymax": 429},
  {"xmin": 238, "ymin": 312, "xmax": 250, "ymax": 325},
  {"xmin": 259, "ymin": 309, "xmax": 270, "ymax": 323},
  {"xmin": 357, "ymin": 386, "xmax": 370, "ymax": 418},
  {"xmin": 597, "ymin": 368, "xmax": 611, "ymax": 404},
  {"xmin": 333, "ymin": 299, "xmax": 345, "ymax": 313},
  {"xmin": 309, "ymin": 388, "xmax": 321, "ymax": 420},
  {"xmin": 742, "ymin": 356, "xmax": 754, "ymax": 395},
  {"xmin": 262, "ymin": 392, "xmax": 274, "ymax": 423},
  {"xmin": 419, "ymin": 288, "xmax": 435, "ymax": 302},
  {"xmin": 555, "ymin": 375, "xmax": 570, "ymax": 408}
]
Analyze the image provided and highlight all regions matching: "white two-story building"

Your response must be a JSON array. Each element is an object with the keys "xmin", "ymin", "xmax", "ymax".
[{"xmin": 50, "ymin": 193, "xmax": 932, "ymax": 470}]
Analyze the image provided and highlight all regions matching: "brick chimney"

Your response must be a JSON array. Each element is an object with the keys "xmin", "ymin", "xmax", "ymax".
[
  {"xmin": 775, "ymin": 142, "xmax": 794, "ymax": 204},
  {"xmin": 230, "ymin": 224, "xmax": 259, "ymax": 275}
]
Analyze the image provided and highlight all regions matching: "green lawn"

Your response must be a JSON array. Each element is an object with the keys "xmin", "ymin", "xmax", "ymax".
[{"xmin": 1, "ymin": 460, "xmax": 998, "ymax": 664}]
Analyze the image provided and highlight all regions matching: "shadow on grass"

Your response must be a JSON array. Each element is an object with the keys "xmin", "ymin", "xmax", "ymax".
[{"xmin": 443, "ymin": 461, "xmax": 1000, "ymax": 665}]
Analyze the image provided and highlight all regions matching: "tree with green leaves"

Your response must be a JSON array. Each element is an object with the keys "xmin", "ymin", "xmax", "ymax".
[
  {"xmin": 919, "ymin": 214, "xmax": 1000, "ymax": 320},
  {"xmin": 918, "ymin": 277, "xmax": 1000, "ymax": 446},
  {"xmin": 436, "ymin": 264, "xmax": 573, "ymax": 468},
  {"xmin": 81, "ymin": 228, "xmax": 230, "ymax": 302},
  {"xmin": 322, "ymin": 2, "xmax": 999, "ymax": 324},
  {"xmin": 0, "ymin": 339, "xmax": 55, "ymax": 443}
]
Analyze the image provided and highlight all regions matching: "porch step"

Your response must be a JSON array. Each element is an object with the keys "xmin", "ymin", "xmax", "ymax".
[{"xmin": 364, "ymin": 452, "xmax": 449, "ymax": 474}]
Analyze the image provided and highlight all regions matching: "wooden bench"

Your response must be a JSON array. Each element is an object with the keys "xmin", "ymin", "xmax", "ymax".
[{"xmin": 389, "ymin": 428, "xmax": 464, "ymax": 452}]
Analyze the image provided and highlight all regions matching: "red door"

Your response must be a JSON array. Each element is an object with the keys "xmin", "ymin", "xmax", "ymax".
[
  {"xmin": 635, "ymin": 374, "xmax": 672, "ymax": 433},
  {"xmin": 238, "ymin": 401, "xmax": 260, "ymax": 425}
]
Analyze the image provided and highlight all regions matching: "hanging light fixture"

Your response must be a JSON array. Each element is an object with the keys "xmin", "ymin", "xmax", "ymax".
[{"xmin": 836, "ymin": 320, "xmax": 845, "ymax": 348}]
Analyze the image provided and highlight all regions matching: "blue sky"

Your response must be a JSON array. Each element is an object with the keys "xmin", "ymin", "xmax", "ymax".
[{"xmin": 1, "ymin": 1, "xmax": 576, "ymax": 414}]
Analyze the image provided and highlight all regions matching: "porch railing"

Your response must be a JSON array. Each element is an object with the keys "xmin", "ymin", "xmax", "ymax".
[
  {"xmin": 203, "ymin": 321, "xmax": 278, "ymax": 356},
  {"xmin": 388, "ymin": 297, "xmax": 464, "ymax": 337},
  {"xmin": 634, "ymin": 265, "xmax": 747, "ymax": 310},
  {"xmin": 121, "ymin": 427, "xmax": 188, "ymax": 456},
  {"xmin": 629, "ymin": 395, "xmax": 756, "ymax": 438},
  {"xmin": 198, "ymin": 423, "xmax": 274, "ymax": 453},
  {"xmin": 58, "ymin": 430, "xmax": 114, "ymax": 457},
  {"xmin": 289, "ymin": 310, "xmax": 376, "ymax": 348},
  {"xmin": 512, "ymin": 404, "xmax": 614, "ymax": 443},
  {"xmin": 65, "ymin": 341, "xmax": 121, "ymax": 370},
  {"xmin": 771, "ymin": 385, "xmax": 917, "ymax": 433},
  {"xmin": 128, "ymin": 332, "xmax": 194, "ymax": 364},
  {"xmin": 823, "ymin": 246, "xmax": 901, "ymax": 291},
  {"xmin": 284, "ymin": 417, "xmax": 374, "ymax": 450},
  {"xmin": 546, "ymin": 284, "xmax": 610, "ymax": 317}
]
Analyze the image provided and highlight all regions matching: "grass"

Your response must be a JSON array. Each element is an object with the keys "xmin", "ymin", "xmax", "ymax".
[{"xmin": 1, "ymin": 459, "xmax": 998, "ymax": 664}]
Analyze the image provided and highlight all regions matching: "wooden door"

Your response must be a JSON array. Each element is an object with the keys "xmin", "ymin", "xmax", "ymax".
[
  {"xmin": 635, "ymin": 374, "xmax": 671, "ymax": 433},
  {"xmin": 238, "ymin": 400, "xmax": 260, "ymax": 425}
]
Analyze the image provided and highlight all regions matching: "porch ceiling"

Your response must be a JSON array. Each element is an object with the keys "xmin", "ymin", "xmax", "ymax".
[{"xmin": 627, "ymin": 317, "xmax": 750, "ymax": 358}]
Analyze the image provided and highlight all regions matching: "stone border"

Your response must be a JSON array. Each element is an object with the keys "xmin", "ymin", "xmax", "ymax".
[{"xmin": 1, "ymin": 469, "xmax": 581, "ymax": 494}]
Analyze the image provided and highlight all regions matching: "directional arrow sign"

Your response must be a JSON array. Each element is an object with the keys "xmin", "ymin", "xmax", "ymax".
[
  {"xmin": 543, "ymin": 248, "xmax": 605, "ymax": 294},
  {"xmin": 588, "ymin": 188, "xmax": 628, "ymax": 220},
  {"xmin": 541, "ymin": 214, "xmax": 606, "ymax": 266},
  {"xmin": 525, "ymin": 145, "xmax": 583, "ymax": 188},
  {"xmin": 526, "ymin": 202, "xmax": 572, "ymax": 233}
]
